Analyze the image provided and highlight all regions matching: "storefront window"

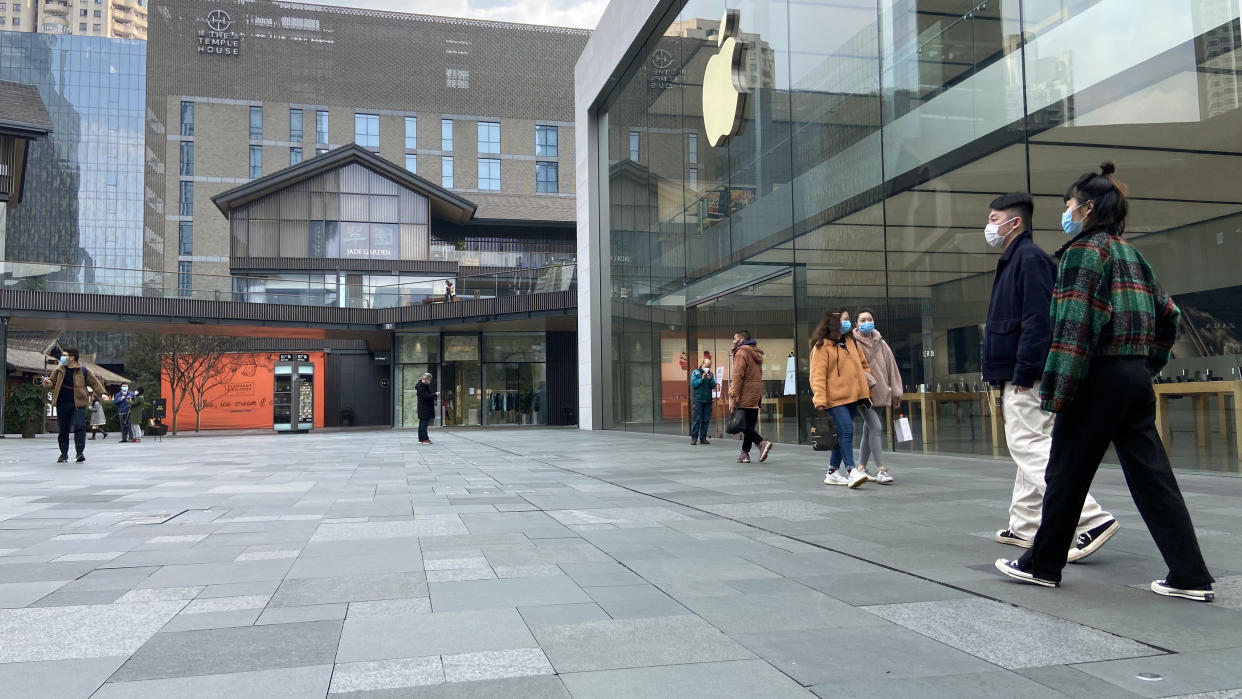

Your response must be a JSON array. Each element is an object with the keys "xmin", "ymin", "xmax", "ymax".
[{"xmin": 593, "ymin": 0, "xmax": 1242, "ymax": 472}]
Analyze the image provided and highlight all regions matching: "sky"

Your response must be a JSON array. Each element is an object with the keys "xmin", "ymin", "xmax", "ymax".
[{"xmin": 315, "ymin": 0, "xmax": 607, "ymax": 29}]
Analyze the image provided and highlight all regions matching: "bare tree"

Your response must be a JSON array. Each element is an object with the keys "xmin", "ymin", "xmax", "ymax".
[
  {"xmin": 126, "ymin": 334, "xmax": 202, "ymax": 434},
  {"xmin": 183, "ymin": 350, "xmax": 258, "ymax": 432},
  {"xmin": 158, "ymin": 336, "xmax": 254, "ymax": 433}
]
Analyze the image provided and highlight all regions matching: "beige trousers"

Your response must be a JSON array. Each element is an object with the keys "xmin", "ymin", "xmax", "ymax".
[{"xmin": 1002, "ymin": 383, "xmax": 1112, "ymax": 540}]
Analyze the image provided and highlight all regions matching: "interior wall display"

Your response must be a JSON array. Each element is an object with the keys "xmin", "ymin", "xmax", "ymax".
[{"xmin": 1173, "ymin": 285, "xmax": 1242, "ymax": 358}]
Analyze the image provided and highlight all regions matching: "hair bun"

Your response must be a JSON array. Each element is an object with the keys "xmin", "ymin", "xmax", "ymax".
[{"xmin": 1099, "ymin": 162, "xmax": 1116, "ymax": 176}]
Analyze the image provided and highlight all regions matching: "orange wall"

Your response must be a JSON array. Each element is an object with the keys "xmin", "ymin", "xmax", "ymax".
[{"xmin": 161, "ymin": 352, "xmax": 326, "ymax": 430}]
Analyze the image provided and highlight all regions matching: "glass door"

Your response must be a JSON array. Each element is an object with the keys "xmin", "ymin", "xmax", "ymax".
[{"xmin": 442, "ymin": 335, "xmax": 481, "ymax": 426}]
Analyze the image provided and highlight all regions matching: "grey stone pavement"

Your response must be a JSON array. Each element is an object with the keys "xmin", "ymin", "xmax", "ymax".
[{"xmin": 0, "ymin": 428, "xmax": 1240, "ymax": 698}]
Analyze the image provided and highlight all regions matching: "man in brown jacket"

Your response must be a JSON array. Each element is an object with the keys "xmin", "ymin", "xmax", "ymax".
[
  {"xmin": 728, "ymin": 331, "xmax": 773, "ymax": 464},
  {"xmin": 41, "ymin": 348, "xmax": 109, "ymax": 463}
]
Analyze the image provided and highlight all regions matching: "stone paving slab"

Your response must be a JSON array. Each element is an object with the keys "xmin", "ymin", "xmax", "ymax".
[{"xmin": 0, "ymin": 429, "xmax": 1240, "ymax": 697}]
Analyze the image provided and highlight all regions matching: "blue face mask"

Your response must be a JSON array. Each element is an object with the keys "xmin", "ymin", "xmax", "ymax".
[
  {"xmin": 859, "ymin": 321, "xmax": 875, "ymax": 334},
  {"xmin": 840, "ymin": 320, "xmax": 852, "ymax": 333},
  {"xmin": 59, "ymin": 355, "xmax": 68, "ymax": 365},
  {"xmin": 1062, "ymin": 202, "xmax": 1088, "ymax": 236}
]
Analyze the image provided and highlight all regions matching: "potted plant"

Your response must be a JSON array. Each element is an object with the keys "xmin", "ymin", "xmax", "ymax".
[
  {"xmin": 6, "ymin": 383, "xmax": 48, "ymax": 438},
  {"xmin": 339, "ymin": 406, "xmax": 354, "ymax": 427}
]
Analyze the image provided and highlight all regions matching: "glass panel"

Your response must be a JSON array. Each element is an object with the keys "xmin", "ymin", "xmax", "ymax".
[
  {"xmin": 477, "ymin": 121, "xmax": 500, "ymax": 154},
  {"xmin": 405, "ymin": 116, "xmax": 417, "ymax": 149},
  {"xmin": 289, "ymin": 108, "xmax": 302, "ymax": 142},
  {"xmin": 485, "ymin": 363, "xmax": 547, "ymax": 425},
  {"xmin": 249, "ymin": 105, "xmax": 263, "ymax": 140},
  {"xmin": 444, "ymin": 335, "xmax": 479, "ymax": 361},
  {"xmin": 441, "ymin": 118, "xmax": 453, "ymax": 151},
  {"xmin": 484, "ymin": 333, "xmax": 546, "ymax": 363},
  {"xmin": 397, "ymin": 333, "xmax": 440, "ymax": 363}
]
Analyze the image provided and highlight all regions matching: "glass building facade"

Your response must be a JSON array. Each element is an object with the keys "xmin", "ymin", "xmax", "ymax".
[
  {"xmin": 586, "ymin": 0, "xmax": 1242, "ymax": 472},
  {"xmin": 0, "ymin": 32, "xmax": 145, "ymax": 289},
  {"xmin": 395, "ymin": 332, "xmax": 552, "ymax": 428}
]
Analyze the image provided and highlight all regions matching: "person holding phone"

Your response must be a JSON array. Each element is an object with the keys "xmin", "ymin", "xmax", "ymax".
[
  {"xmin": 415, "ymin": 372, "xmax": 438, "ymax": 445},
  {"xmin": 42, "ymin": 348, "xmax": 109, "ymax": 463},
  {"xmin": 690, "ymin": 356, "xmax": 716, "ymax": 445}
]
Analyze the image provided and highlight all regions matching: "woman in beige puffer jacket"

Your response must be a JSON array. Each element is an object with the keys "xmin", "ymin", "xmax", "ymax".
[{"xmin": 851, "ymin": 309, "xmax": 904, "ymax": 484}]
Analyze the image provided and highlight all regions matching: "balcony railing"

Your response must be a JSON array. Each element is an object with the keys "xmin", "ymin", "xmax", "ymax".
[{"xmin": 0, "ymin": 260, "xmax": 577, "ymax": 310}]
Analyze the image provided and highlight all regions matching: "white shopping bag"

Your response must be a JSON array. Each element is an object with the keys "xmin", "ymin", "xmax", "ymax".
[{"xmin": 894, "ymin": 414, "xmax": 914, "ymax": 443}]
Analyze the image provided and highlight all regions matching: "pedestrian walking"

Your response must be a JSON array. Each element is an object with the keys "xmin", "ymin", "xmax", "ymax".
[
  {"xmin": 41, "ymin": 348, "xmax": 109, "ymax": 463},
  {"xmin": 88, "ymin": 393, "xmax": 108, "ymax": 440},
  {"xmin": 810, "ymin": 309, "xmax": 871, "ymax": 488},
  {"xmin": 995, "ymin": 163, "xmax": 1214, "ymax": 602},
  {"xmin": 690, "ymin": 355, "xmax": 716, "ymax": 445},
  {"xmin": 728, "ymin": 331, "xmax": 773, "ymax": 464},
  {"xmin": 415, "ymin": 373, "xmax": 438, "ymax": 444},
  {"xmin": 114, "ymin": 383, "xmax": 134, "ymax": 443},
  {"xmin": 128, "ymin": 387, "xmax": 146, "ymax": 443},
  {"xmin": 982, "ymin": 191, "xmax": 1117, "ymax": 561},
  {"xmin": 851, "ymin": 309, "xmax": 902, "ymax": 484}
]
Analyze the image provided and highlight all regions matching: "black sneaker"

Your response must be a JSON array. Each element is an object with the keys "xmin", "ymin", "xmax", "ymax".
[
  {"xmin": 75, "ymin": 454, "xmax": 86, "ymax": 463},
  {"xmin": 1067, "ymin": 519, "xmax": 1119, "ymax": 563},
  {"xmin": 57, "ymin": 454, "xmax": 69, "ymax": 463},
  {"xmin": 994, "ymin": 559, "xmax": 1059, "ymax": 588},
  {"xmin": 1150, "ymin": 579, "xmax": 1213, "ymax": 602},
  {"xmin": 994, "ymin": 529, "xmax": 1032, "ymax": 548},
  {"xmin": 691, "ymin": 439, "xmax": 698, "ymax": 446}
]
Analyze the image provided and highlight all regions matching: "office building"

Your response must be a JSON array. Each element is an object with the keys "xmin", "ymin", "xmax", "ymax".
[
  {"xmin": 0, "ymin": 31, "xmax": 145, "ymax": 289},
  {"xmin": 575, "ymin": 0, "xmax": 1242, "ymax": 471}
]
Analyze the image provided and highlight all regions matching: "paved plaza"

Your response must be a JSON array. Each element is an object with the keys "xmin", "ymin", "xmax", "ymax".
[{"xmin": 0, "ymin": 428, "xmax": 1240, "ymax": 698}]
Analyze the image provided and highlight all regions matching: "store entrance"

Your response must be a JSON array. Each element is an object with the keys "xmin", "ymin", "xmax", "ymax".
[
  {"xmin": 686, "ymin": 271, "xmax": 801, "ymax": 443},
  {"xmin": 441, "ymin": 335, "xmax": 481, "ymax": 426}
]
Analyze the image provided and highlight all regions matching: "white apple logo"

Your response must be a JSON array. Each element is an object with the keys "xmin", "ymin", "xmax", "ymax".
[{"xmin": 702, "ymin": 9, "xmax": 748, "ymax": 148}]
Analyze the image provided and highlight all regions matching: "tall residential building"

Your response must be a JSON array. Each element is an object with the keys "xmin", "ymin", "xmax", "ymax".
[{"xmin": 0, "ymin": 0, "xmax": 147, "ymax": 40}]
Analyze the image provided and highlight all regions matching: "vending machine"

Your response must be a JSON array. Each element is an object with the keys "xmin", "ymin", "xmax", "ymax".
[{"xmin": 274, "ymin": 354, "xmax": 315, "ymax": 432}]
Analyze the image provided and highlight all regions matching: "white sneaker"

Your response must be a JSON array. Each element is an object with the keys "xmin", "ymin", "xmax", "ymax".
[
  {"xmin": 823, "ymin": 470, "xmax": 848, "ymax": 486},
  {"xmin": 857, "ymin": 467, "xmax": 878, "ymax": 482},
  {"xmin": 846, "ymin": 469, "xmax": 868, "ymax": 488},
  {"xmin": 875, "ymin": 469, "xmax": 894, "ymax": 485}
]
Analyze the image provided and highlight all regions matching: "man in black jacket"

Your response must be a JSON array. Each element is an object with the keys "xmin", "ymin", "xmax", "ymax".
[
  {"xmin": 415, "ymin": 373, "xmax": 438, "ymax": 445},
  {"xmin": 982, "ymin": 193, "xmax": 1117, "ymax": 562}
]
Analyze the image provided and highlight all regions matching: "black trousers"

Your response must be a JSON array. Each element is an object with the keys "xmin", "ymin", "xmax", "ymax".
[
  {"xmin": 740, "ymin": 408, "xmax": 764, "ymax": 452},
  {"xmin": 417, "ymin": 418, "xmax": 431, "ymax": 442},
  {"xmin": 57, "ymin": 401, "xmax": 87, "ymax": 457},
  {"xmin": 1018, "ymin": 358, "xmax": 1213, "ymax": 588},
  {"xmin": 118, "ymin": 410, "xmax": 131, "ymax": 442}
]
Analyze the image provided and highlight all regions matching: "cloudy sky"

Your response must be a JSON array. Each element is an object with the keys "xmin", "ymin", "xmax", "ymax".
[{"xmin": 317, "ymin": 0, "xmax": 607, "ymax": 29}]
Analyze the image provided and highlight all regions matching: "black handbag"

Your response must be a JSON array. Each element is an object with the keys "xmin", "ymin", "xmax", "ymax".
[
  {"xmin": 725, "ymin": 408, "xmax": 746, "ymax": 435},
  {"xmin": 811, "ymin": 409, "xmax": 839, "ymax": 451}
]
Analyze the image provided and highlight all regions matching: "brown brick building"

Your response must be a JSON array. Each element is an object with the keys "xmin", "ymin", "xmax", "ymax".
[{"xmin": 144, "ymin": 0, "xmax": 588, "ymax": 292}]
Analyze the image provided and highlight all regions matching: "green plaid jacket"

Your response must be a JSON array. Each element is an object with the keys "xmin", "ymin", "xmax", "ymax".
[{"xmin": 1039, "ymin": 230, "xmax": 1180, "ymax": 413}]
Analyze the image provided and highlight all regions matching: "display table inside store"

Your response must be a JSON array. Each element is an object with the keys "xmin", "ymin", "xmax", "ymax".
[
  {"xmin": 1154, "ymin": 381, "xmax": 1242, "ymax": 462},
  {"xmin": 899, "ymin": 391, "xmax": 1001, "ymax": 453}
]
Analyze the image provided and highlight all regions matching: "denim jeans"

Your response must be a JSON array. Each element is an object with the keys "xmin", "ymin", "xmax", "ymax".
[
  {"xmin": 827, "ymin": 403, "xmax": 857, "ymax": 470},
  {"xmin": 691, "ymin": 400, "xmax": 712, "ymax": 440}
]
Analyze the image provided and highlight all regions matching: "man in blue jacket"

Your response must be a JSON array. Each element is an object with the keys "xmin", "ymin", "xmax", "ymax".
[
  {"xmin": 982, "ymin": 193, "xmax": 1117, "ymax": 562},
  {"xmin": 690, "ymin": 355, "xmax": 717, "ymax": 445},
  {"xmin": 114, "ymin": 384, "xmax": 134, "ymax": 443}
]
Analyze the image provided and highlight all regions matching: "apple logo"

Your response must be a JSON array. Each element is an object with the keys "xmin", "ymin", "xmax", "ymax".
[{"xmin": 702, "ymin": 9, "xmax": 748, "ymax": 148}]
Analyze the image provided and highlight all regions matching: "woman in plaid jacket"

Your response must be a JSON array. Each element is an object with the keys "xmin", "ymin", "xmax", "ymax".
[{"xmin": 994, "ymin": 163, "xmax": 1214, "ymax": 602}]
